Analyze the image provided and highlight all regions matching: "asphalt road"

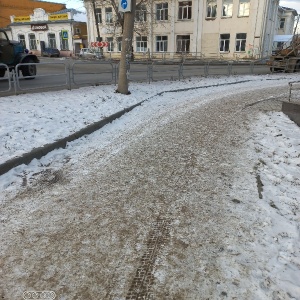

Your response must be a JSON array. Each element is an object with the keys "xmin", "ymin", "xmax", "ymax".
[{"xmin": 0, "ymin": 57, "xmax": 271, "ymax": 96}]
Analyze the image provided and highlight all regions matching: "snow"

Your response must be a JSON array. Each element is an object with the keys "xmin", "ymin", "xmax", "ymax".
[{"xmin": 0, "ymin": 73, "xmax": 299, "ymax": 299}]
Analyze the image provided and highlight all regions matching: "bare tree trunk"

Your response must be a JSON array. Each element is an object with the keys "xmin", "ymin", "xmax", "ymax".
[{"xmin": 117, "ymin": 0, "xmax": 136, "ymax": 95}]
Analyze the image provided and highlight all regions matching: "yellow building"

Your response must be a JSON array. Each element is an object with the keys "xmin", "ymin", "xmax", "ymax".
[{"xmin": 0, "ymin": 0, "xmax": 65, "ymax": 28}]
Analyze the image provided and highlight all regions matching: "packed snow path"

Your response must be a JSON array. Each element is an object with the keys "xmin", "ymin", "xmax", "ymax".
[{"xmin": 1, "ymin": 80, "xmax": 299, "ymax": 299}]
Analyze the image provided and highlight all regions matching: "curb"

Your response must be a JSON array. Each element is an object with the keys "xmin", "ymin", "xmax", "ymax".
[
  {"xmin": 282, "ymin": 102, "xmax": 300, "ymax": 127},
  {"xmin": 0, "ymin": 101, "xmax": 144, "ymax": 176},
  {"xmin": 0, "ymin": 79, "xmax": 270, "ymax": 176}
]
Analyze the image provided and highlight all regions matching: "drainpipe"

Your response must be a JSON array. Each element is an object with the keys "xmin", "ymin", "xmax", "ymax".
[
  {"xmin": 92, "ymin": 0, "xmax": 101, "ymax": 41},
  {"xmin": 195, "ymin": 0, "xmax": 200, "ymax": 56},
  {"xmin": 257, "ymin": 0, "xmax": 269, "ymax": 58}
]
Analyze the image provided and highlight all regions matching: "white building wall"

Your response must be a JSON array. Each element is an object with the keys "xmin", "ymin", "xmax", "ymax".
[
  {"xmin": 9, "ymin": 8, "xmax": 78, "ymax": 56},
  {"xmin": 84, "ymin": 0, "xmax": 280, "ymax": 59}
]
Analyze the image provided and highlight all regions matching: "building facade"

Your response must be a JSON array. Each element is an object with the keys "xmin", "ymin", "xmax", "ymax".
[
  {"xmin": 9, "ymin": 8, "xmax": 87, "ymax": 57},
  {"xmin": 276, "ymin": 6, "xmax": 298, "ymax": 35},
  {"xmin": 0, "ymin": 0, "xmax": 65, "ymax": 29},
  {"xmin": 83, "ymin": 0, "xmax": 294, "ymax": 60}
]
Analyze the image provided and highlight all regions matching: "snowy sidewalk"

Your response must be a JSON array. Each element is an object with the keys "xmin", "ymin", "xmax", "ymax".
[
  {"xmin": 0, "ymin": 74, "xmax": 300, "ymax": 299},
  {"xmin": 0, "ymin": 74, "xmax": 297, "ymax": 166}
]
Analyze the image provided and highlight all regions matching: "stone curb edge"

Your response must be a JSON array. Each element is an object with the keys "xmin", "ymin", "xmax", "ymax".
[
  {"xmin": 0, "ymin": 101, "xmax": 144, "ymax": 176},
  {"xmin": 0, "ymin": 79, "xmax": 284, "ymax": 176}
]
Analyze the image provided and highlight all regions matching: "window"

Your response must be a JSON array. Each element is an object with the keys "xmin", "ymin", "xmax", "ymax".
[
  {"xmin": 178, "ymin": 1, "xmax": 192, "ymax": 20},
  {"xmin": 222, "ymin": 0, "xmax": 233, "ymax": 17},
  {"xmin": 156, "ymin": 36, "xmax": 168, "ymax": 52},
  {"xmin": 95, "ymin": 8, "xmax": 102, "ymax": 23},
  {"xmin": 75, "ymin": 28, "xmax": 81, "ymax": 34},
  {"xmin": 176, "ymin": 35, "xmax": 190, "ymax": 52},
  {"xmin": 136, "ymin": 36, "xmax": 147, "ymax": 52},
  {"xmin": 117, "ymin": 37, "xmax": 122, "ymax": 52},
  {"xmin": 239, "ymin": 0, "xmax": 250, "ymax": 17},
  {"xmin": 207, "ymin": 0, "xmax": 217, "ymax": 18},
  {"xmin": 220, "ymin": 34, "xmax": 230, "ymax": 52},
  {"xmin": 48, "ymin": 33, "xmax": 56, "ymax": 48},
  {"xmin": 105, "ymin": 7, "xmax": 113, "ymax": 23},
  {"xmin": 156, "ymin": 3, "xmax": 168, "ymax": 21},
  {"xmin": 235, "ymin": 33, "xmax": 246, "ymax": 52},
  {"xmin": 135, "ymin": 4, "xmax": 147, "ymax": 22},
  {"xmin": 28, "ymin": 33, "xmax": 37, "ymax": 50},
  {"xmin": 279, "ymin": 18, "xmax": 285, "ymax": 29},
  {"xmin": 107, "ymin": 37, "xmax": 114, "ymax": 52},
  {"xmin": 18, "ymin": 34, "xmax": 26, "ymax": 48},
  {"xmin": 60, "ymin": 32, "xmax": 69, "ymax": 50}
]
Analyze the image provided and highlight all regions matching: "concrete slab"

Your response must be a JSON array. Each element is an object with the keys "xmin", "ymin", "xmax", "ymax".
[{"xmin": 282, "ymin": 102, "xmax": 300, "ymax": 127}]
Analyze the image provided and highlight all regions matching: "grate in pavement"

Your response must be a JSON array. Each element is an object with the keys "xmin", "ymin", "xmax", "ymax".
[{"xmin": 126, "ymin": 217, "xmax": 171, "ymax": 300}]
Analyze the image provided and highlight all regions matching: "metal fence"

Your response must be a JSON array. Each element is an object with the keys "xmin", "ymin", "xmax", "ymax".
[{"xmin": 0, "ymin": 58, "xmax": 272, "ymax": 96}]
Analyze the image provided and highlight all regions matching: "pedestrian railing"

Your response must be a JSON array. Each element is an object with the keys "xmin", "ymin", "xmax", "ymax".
[
  {"xmin": 0, "ymin": 64, "xmax": 12, "ymax": 92},
  {"xmin": 0, "ymin": 58, "xmax": 273, "ymax": 96},
  {"xmin": 15, "ymin": 62, "xmax": 69, "ymax": 91},
  {"xmin": 288, "ymin": 81, "xmax": 300, "ymax": 101},
  {"xmin": 71, "ymin": 61, "xmax": 115, "ymax": 87}
]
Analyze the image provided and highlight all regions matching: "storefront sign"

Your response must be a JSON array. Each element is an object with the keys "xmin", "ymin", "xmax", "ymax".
[
  {"xmin": 49, "ymin": 13, "xmax": 68, "ymax": 21},
  {"xmin": 31, "ymin": 24, "xmax": 48, "ymax": 31},
  {"xmin": 14, "ymin": 16, "xmax": 30, "ymax": 22}
]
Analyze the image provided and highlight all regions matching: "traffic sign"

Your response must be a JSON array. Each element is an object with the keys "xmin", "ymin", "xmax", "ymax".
[
  {"xmin": 91, "ymin": 42, "xmax": 109, "ymax": 47},
  {"xmin": 61, "ymin": 30, "xmax": 68, "ymax": 40},
  {"xmin": 119, "ymin": 0, "xmax": 131, "ymax": 12}
]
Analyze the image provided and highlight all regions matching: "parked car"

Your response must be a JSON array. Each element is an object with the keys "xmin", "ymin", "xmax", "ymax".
[
  {"xmin": 79, "ymin": 48, "xmax": 103, "ymax": 59},
  {"xmin": 42, "ymin": 48, "xmax": 60, "ymax": 57}
]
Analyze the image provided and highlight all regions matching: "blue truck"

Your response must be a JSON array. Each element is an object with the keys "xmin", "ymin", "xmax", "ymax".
[{"xmin": 0, "ymin": 29, "xmax": 39, "ymax": 79}]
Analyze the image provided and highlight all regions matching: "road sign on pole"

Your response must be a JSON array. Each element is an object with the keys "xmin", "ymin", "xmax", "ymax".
[
  {"xmin": 119, "ymin": 0, "xmax": 131, "ymax": 12},
  {"xmin": 61, "ymin": 30, "xmax": 68, "ymax": 40},
  {"xmin": 91, "ymin": 42, "xmax": 109, "ymax": 47}
]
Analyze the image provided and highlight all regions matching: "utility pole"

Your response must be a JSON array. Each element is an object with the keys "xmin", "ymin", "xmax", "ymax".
[{"xmin": 117, "ymin": 0, "xmax": 136, "ymax": 94}]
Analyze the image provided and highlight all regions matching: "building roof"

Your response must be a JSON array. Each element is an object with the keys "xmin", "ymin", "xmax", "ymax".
[
  {"xmin": 51, "ymin": 8, "xmax": 87, "ymax": 22},
  {"xmin": 279, "ymin": 6, "xmax": 298, "ymax": 16},
  {"xmin": 51, "ymin": 8, "xmax": 82, "ymax": 15}
]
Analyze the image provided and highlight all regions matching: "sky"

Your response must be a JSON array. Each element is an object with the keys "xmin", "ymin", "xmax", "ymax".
[
  {"xmin": 0, "ymin": 73, "xmax": 300, "ymax": 298},
  {"xmin": 280, "ymin": 0, "xmax": 300, "ymax": 14},
  {"xmin": 44, "ymin": 0, "xmax": 300, "ymax": 14},
  {"xmin": 42, "ymin": 0, "xmax": 300, "ymax": 24},
  {"xmin": 43, "ymin": 0, "xmax": 85, "ymax": 12}
]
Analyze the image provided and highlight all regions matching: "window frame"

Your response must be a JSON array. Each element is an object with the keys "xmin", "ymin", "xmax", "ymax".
[
  {"xmin": 176, "ymin": 35, "xmax": 190, "ymax": 52},
  {"xmin": 95, "ymin": 8, "xmax": 102, "ymax": 24},
  {"xmin": 156, "ymin": 35, "xmax": 168, "ymax": 52},
  {"xmin": 206, "ymin": 0, "xmax": 217, "ymax": 19},
  {"xmin": 156, "ymin": 3, "xmax": 168, "ymax": 21},
  {"xmin": 135, "ymin": 4, "xmax": 147, "ymax": 22},
  {"xmin": 220, "ymin": 33, "xmax": 230, "ymax": 52},
  {"xmin": 178, "ymin": 1, "xmax": 192, "ymax": 20},
  {"xmin": 136, "ymin": 36, "xmax": 148, "ymax": 52},
  {"xmin": 107, "ymin": 37, "xmax": 114, "ymax": 52},
  {"xmin": 48, "ymin": 33, "xmax": 56, "ymax": 48},
  {"xmin": 28, "ymin": 33, "xmax": 37, "ymax": 50},
  {"xmin": 117, "ymin": 37, "xmax": 122, "ymax": 52},
  {"xmin": 105, "ymin": 7, "xmax": 113, "ymax": 24},
  {"xmin": 235, "ymin": 33, "xmax": 246, "ymax": 52},
  {"xmin": 238, "ymin": 0, "xmax": 250, "ymax": 17},
  {"xmin": 18, "ymin": 34, "xmax": 26, "ymax": 48},
  {"xmin": 222, "ymin": 0, "xmax": 233, "ymax": 18},
  {"xmin": 279, "ymin": 18, "xmax": 285, "ymax": 29}
]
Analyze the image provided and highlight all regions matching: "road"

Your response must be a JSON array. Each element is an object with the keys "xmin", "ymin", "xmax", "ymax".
[{"xmin": 0, "ymin": 57, "xmax": 271, "ymax": 96}]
